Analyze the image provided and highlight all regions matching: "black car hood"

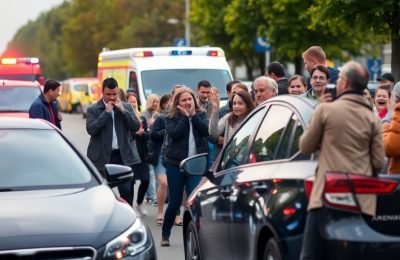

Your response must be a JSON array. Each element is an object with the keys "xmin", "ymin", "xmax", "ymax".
[{"xmin": 0, "ymin": 185, "xmax": 136, "ymax": 250}]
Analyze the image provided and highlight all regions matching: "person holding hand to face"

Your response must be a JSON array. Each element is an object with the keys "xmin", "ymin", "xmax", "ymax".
[{"xmin": 160, "ymin": 87, "xmax": 209, "ymax": 247}]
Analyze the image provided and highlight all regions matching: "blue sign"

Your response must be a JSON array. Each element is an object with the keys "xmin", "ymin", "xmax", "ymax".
[
  {"xmin": 367, "ymin": 59, "xmax": 382, "ymax": 80},
  {"xmin": 254, "ymin": 37, "xmax": 272, "ymax": 53},
  {"xmin": 174, "ymin": 38, "xmax": 187, "ymax": 47}
]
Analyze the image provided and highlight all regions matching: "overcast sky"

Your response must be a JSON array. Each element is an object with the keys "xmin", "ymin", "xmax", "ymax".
[{"xmin": 0, "ymin": 0, "xmax": 64, "ymax": 54}]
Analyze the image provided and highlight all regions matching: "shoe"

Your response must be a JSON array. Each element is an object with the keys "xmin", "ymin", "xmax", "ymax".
[
  {"xmin": 135, "ymin": 203, "xmax": 148, "ymax": 216},
  {"xmin": 151, "ymin": 200, "xmax": 158, "ymax": 206},
  {"xmin": 156, "ymin": 218, "xmax": 163, "ymax": 226},
  {"xmin": 160, "ymin": 237, "xmax": 170, "ymax": 247},
  {"xmin": 174, "ymin": 220, "xmax": 183, "ymax": 226}
]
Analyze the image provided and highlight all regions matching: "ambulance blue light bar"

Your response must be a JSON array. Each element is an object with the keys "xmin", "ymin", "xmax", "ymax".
[{"xmin": 170, "ymin": 50, "xmax": 192, "ymax": 56}]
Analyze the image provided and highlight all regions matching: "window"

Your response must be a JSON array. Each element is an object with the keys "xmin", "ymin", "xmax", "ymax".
[
  {"xmin": 219, "ymin": 108, "xmax": 266, "ymax": 170},
  {"xmin": 248, "ymin": 105, "xmax": 292, "ymax": 163}
]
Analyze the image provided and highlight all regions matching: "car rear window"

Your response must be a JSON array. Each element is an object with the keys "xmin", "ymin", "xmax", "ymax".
[{"xmin": 0, "ymin": 129, "xmax": 94, "ymax": 189}]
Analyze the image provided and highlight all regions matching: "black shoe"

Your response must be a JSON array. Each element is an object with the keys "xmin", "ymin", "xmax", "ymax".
[{"xmin": 161, "ymin": 237, "xmax": 170, "ymax": 247}]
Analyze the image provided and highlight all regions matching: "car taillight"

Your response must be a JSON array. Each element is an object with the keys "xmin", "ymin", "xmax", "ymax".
[
  {"xmin": 304, "ymin": 176, "xmax": 315, "ymax": 200},
  {"xmin": 324, "ymin": 172, "xmax": 398, "ymax": 212}
]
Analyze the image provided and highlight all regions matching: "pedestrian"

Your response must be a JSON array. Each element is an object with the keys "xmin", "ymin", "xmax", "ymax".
[
  {"xmin": 266, "ymin": 61, "xmax": 288, "ymax": 95},
  {"xmin": 29, "ymin": 79, "xmax": 62, "ymax": 129},
  {"xmin": 299, "ymin": 61, "xmax": 384, "ymax": 259},
  {"xmin": 127, "ymin": 92, "xmax": 150, "ymax": 215},
  {"xmin": 374, "ymin": 84, "xmax": 391, "ymax": 119},
  {"xmin": 86, "ymin": 77, "xmax": 141, "ymax": 206},
  {"xmin": 161, "ymin": 87, "xmax": 209, "ymax": 247},
  {"xmin": 377, "ymin": 73, "xmax": 395, "ymax": 88},
  {"xmin": 219, "ymin": 80, "xmax": 242, "ymax": 119},
  {"xmin": 301, "ymin": 65, "xmax": 332, "ymax": 102},
  {"xmin": 287, "ymin": 75, "xmax": 307, "ymax": 95},
  {"xmin": 302, "ymin": 46, "xmax": 340, "ymax": 90},
  {"xmin": 196, "ymin": 80, "xmax": 213, "ymax": 118},
  {"xmin": 209, "ymin": 89, "xmax": 255, "ymax": 147},
  {"xmin": 253, "ymin": 76, "xmax": 278, "ymax": 106}
]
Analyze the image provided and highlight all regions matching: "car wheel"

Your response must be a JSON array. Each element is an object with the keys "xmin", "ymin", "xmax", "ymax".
[
  {"xmin": 263, "ymin": 238, "xmax": 282, "ymax": 260},
  {"xmin": 185, "ymin": 221, "xmax": 202, "ymax": 260}
]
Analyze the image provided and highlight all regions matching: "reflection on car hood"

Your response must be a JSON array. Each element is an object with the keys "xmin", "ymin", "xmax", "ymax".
[
  {"xmin": 0, "ymin": 185, "xmax": 136, "ymax": 250},
  {"xmin": 0, "ymin": 112, "xmax": 29, "ymax": 118}
]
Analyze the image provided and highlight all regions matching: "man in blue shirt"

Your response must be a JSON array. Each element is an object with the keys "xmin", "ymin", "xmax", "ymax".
[{"xmin": 29, "ymin": 79, "xmax": 62, "ymax": 129}]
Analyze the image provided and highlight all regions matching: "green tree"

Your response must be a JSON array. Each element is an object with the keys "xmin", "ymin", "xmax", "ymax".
[{"xmin": 309, "ymin": 0, "xmax": 399, "ymax": 80}]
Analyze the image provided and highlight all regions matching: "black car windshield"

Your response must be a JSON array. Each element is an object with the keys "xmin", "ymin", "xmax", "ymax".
[
  {"xmin": 0, "ymin": 129, "xmax": 94, "ymax": 189},
  {"xmin": 0, "ymin": 86, "xmax": 41, "ymax": 112},
  {"xmin": 141, "ymin": 69, "xmax": 231, "ymax": 99}
]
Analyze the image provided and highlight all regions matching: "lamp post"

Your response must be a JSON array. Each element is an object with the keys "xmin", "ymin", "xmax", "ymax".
[{"xmin": 185, "ymin": 0, "xmax": 190, "ymax": 46}]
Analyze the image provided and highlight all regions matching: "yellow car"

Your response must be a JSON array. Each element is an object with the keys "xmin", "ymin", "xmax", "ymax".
[{"xmin": 59, "ymin": 78, "xmax": 99, "ymax": 114}]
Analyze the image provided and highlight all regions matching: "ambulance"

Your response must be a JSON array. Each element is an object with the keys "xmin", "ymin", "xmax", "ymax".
[
  {"xmin": 0, "ymin": 57, "xmax": 45, "ymax": 86},
  {"xmin": 97, "ymin": 47, "xmax": 233, "ymax": 109}
]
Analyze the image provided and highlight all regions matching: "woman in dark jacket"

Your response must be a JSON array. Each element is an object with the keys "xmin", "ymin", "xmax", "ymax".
[
  {"xmin": 127, "ymin": 93, "xmax": 150, "ymax": 216},
  {"xmin": 161, "ymin": 87, "xmax": 209, "ymax": 246}
]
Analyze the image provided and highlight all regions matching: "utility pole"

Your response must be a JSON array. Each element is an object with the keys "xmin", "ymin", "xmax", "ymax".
[{"xmin": 185, "ymin": 0, "xmax": 190, "ymax": 46}]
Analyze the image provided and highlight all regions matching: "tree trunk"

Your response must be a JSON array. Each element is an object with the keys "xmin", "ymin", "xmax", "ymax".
[{"xmin": 391, "ymin": 6, "xmax": 400, "ymax": 83}]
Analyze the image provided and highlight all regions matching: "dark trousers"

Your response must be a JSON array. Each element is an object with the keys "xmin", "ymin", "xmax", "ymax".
[
  {"xmin": 131, "ymin": 163, "xmax": 150, "ymax": 205},
  {"xmin": 110, "ymin": 149, "xmax": 133, "ymax": 206},
  {"xmin": 300, "ymin": 208, "xmax": 323, "ymax": 260},
  {"xmin": 161, "ymin": 163, "xmax": 201, "ymax": 239}
]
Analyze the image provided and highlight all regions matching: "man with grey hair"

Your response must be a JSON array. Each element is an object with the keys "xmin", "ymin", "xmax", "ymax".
[
  {"xmin": 253, "ymin": 76, "xmax": 278, "ymax": 106},
  {"xmin": 299, "ymin": 61, "xmax": 384, "ymax": 259}
]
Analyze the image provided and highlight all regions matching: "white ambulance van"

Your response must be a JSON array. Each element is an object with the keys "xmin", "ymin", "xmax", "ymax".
[{"xmin": 97, "ymin": 47, "xmax": 233, "ymax": 109}]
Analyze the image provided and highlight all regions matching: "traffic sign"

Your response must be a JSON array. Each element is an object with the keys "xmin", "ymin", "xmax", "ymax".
[
  {"xmin": 367, "ymin": 59, "xmax": 382, "ymax": 80},
  {"xmin": 174, "ymin": 38, "xmax": 187, "ymax": 47},
  {"xmin": 254, "ymin": 37, "xmax": 272, "ymax": 53}
]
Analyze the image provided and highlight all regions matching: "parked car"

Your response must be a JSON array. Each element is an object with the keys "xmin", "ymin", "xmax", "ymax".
[
  {"xmin": 0, "ymin": 79, "xmax": 41, "ymax": 118},
  {"xmin": 0, "ymin": 117, "xmax": 157, "ymax": 260},
  {"xmin": 181, "ymin": 95, "xmax": 400, "ymax": 260},
  {"xmin": 80, "ymin": 79, "xmax": 101, "ymax": 118},
  {"xmin": 59, "ymin": 78, "xmax": 98, "ymax": 114}
]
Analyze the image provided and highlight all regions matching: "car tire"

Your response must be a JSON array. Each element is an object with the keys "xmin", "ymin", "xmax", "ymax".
[
  {"xmin": 263, "ymin": 238, "xmax": 282, "ymax": 260},
  {"xmin": 185, "ymin": 221, "xmax": 202, "ymax": 260}
]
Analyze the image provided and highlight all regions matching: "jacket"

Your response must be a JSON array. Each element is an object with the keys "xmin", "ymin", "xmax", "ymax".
[
  {"xmin": 299, "ymin": 93, "xmax": 384, "ymax": 216},
  {"xmin": 29, "ymin": 94, "xmax": 61, "ymax": 129},
  {"xmin": 149, "ymin": 113, "xmax": 166, "ymax": 165},
  {"xmin": 86, "ymin": 99, "xmax": 141, "ymax": 172},
  {"xmin": 164, "ymin": 111, "xmax": 209, "ymax": 166},
  {"xmin": 382, "ymin": 103, "xmax": 400, "ymax": 174}
]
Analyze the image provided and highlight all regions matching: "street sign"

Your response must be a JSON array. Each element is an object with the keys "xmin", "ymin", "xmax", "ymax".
[
  {"xmin": 174, "ymin": 38, "xmax": 187, "ymax": 47},
  {"xmin": 367, "ymin": 59, "xmax": 382, "ymax": 80},
  {"xmin": 254, "ymin": 37, "xmax": 272, "ymax": 53}
]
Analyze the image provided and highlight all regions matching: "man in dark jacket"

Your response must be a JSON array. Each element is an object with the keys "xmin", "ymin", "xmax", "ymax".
[
  {"xmin": 266, "ymin": 61, "xmax": 288, "ymax": 95},
  {"xmin": 86, "ymin": 77, "xmax": 141, "ymax": 206},
  {"xmin": 29, "ymin": 79, "xmax": 62, "ymax": 129}
]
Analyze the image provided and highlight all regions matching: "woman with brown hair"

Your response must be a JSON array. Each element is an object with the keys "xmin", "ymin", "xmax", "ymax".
[
  {"xmin": 209, "ymin": 89, "xmax": 255, "ymax": 146},
  {"xmin": 160, "ymin": 87, "xmax": 209, "ymax": 246}
]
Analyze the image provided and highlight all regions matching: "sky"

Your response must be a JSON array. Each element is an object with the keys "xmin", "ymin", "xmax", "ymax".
[{"xmin": 0, "ymin": 0, "xmax": 64, "ymax": 54}]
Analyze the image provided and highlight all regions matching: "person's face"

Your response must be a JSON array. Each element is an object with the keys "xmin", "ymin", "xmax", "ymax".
[
  {"xmin": 48, "ymin": 86, "xmax": 61, "ymax": 101},
  {"xmin": 375, "ymin": 89, "xmax": 390, "ymax": 111},
  {"xmin": 303, "ymin": 56, "xmax": 316, "ymax": 73},
  {"xmin": 151, "ymin": 99, "xmax": 159, "ymax": 110},
  {"xmin": 103, "ymin": 87, "xmax": 118, "ymax": 103},
  {"xmin": 254, "ymin": 81, "xmax": 275, "ymax": 105},
  {"xmin": 197, "ymin": 86, "xmax": 211, "ymax": 103},
  {"xmin": 128, "ymin": 95, "xmax": 138, "ymax": 109},
  {"xmin": 310, "ymin": 70, "xmax": 328, "ymax": 95},
  {"xmin": 335, "ymin": 72, "xmax": 347, "ymax": 96},
  {"xmin": 178, "ymin": 92, "xmax": 194, "ymax": 112},
  {"xmin": 232, "ymin": 95, "xmax": 247, "ymax": 118},
  {"xmin": 288, "ymin": 79, "xmax": 306, "ymax": 95}
]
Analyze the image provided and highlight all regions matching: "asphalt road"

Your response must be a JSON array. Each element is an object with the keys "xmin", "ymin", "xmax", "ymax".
[{"xmin": 61, "ymin": 112, "xmax": 185, "ymax": 260}]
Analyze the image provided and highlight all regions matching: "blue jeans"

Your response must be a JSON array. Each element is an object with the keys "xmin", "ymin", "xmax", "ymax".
[
  {"xmin": 145, "ymin": 164, "xmax": 157, "ymax": 201},
  {"xmin": 161, "ymin": 163, "xmax": 201, "ymax": 239}
]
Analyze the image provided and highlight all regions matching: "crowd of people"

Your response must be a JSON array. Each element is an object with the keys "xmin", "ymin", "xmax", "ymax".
[{"xmin": 28, "ymin": 45, "xmax": 400, "ymax": 252}]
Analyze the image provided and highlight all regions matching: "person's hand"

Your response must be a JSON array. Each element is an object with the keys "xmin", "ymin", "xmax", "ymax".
[
  {"xmin": 136, "ymin": 128, "xmax": 145, "ymax": 136},
  {"xmin": 114, "ymin": 99, "xmax": 125, "ymax": 112},
  {"xmin": 387, "ymin": 91, "xmax": 397, "ymax": 111},
  {"xmin": 105, "ymin": 101, "xmax": 114, "ymax": 112},
  {"xmin": 177, "ymin": 105, "xmax": 189, "ymax": 116},
  {"xmin": 319, "ymin": 92, "xmax": 333, "ymax": 103},
  {"xmin": 218, "ymin": 136, "xmax": 224, "ymax": 145},
  {"xmin": 209, "ymin": 88, "xmax": 220, "ymax": 110},
  {"xmin": 58, "ymin": 112, "xmax": 63, "ymax": 121},
  {"xmin": 188, "ymin": 101, "xmax": 196, "ymax": 116}
]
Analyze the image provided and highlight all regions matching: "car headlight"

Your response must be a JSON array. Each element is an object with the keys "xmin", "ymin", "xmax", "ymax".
[{"xmin": 104, "ymin": 218, "xmax": 149, "ymax": 259}]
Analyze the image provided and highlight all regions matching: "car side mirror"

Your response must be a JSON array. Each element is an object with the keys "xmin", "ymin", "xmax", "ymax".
[
  {"xmin": 180, "ymin": 153, "xmax": 215, "ymax": 183},
  {"xmin": 104, "ymin": 164, "xmax": 133, "ymax": 188}
]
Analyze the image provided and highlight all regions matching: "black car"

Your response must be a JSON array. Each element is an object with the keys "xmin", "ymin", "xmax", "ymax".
[
  {"xmin": 180, "ymin": 95, "xmax": 400, "ymax": 260},
  {"xmin": 0, "ymin": 117, "xmax": 156, "ymax": 260}
]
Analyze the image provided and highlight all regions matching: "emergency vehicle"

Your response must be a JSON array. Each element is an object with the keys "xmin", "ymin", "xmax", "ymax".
[
  {"xmin": 97, "ymin": 47, "xmax": 233, "ymax": 109},
  {"xmin": 0, "ymin": 57, "xmax": 45, "ymax": 86}
]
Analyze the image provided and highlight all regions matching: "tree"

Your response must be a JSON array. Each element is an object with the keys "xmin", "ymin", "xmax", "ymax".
[{"xmin": 310, "ymin": 0, "xmax": 400, "ymax": 80}]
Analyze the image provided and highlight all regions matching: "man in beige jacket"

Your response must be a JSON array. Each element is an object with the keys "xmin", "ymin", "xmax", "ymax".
[{"xmin": 299, "ymin": 61, "xmax": 385, "ymax": 260}]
